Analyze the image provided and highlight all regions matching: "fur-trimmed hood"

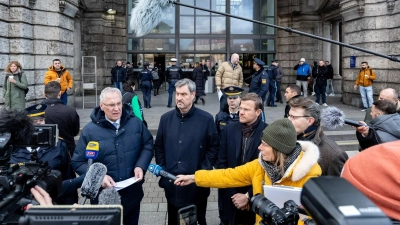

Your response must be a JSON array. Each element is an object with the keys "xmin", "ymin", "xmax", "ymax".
[{"xmin": 268, "ymin": 140, "xmax": 320, "ymax": 182}]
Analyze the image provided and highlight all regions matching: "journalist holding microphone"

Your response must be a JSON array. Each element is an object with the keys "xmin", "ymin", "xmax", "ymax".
[
  {"xmin": 71, "ymin": 87, "xmax": 154, "ymax": 225},
  {"xmin": 174, "ymin": 119, "xmax": 321, "ymax": 225}
]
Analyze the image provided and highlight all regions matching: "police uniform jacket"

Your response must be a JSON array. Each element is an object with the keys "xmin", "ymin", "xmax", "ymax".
[
  {"xmin": 139, "ymin": 69, "xmax": 153, "ymax": 82},
  {"xmin": 215, "ymin": 106, "xmax": 239, "ymax": 135},
  {"xmin": 71, "ymin": 104, "xmax": 154, "ymax": 201},
  {"xmin": 154, "ymin": 105, "xmax": 219, "ymax": 207},
  {"xmin": 215, "ymin": 119, "xmax": 267, "ymax": 224},
  {"xmin": 249, "ymin": 68, "xmax": 269, "ymax": 102},
  {"xmin": 165, "ymin": 65, "xmax": 183, "ymax": 82}
]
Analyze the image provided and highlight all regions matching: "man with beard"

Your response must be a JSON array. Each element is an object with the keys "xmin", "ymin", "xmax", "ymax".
[
  {"xmin": 216, "ymin": 93, "xmax": 267, "ymax": 225},
  {"xmin": 155, "ymin": 78, "xmax": 219, "ymax": 225}
]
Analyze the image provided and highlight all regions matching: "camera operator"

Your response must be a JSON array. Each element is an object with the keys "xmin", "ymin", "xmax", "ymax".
[
  {"xmin": 341, "ymin": 140, "xmax": 400, "ymax": 224},
  {"xmin": 175, "ymin": 119, "xmax": 321, "ymax": 225},
  {"xmin": 8, "ymin": 104, "xmax": 77, "ymax": 204}
]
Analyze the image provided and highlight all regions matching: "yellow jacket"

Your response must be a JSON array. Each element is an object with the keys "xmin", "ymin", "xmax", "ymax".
[
  {"xmin": 44, "ymin": 65, "xmax": 73, "ymax": 92},
  {"xmin": 195, "ymin": 141, "xmax": 321, "ymax": 225},
  {"xmin": 355, "ymin": 67, "xmax": 376, "ymax": 87},
  {"xmin": 215, "ymin": 61, "xmax": 243, "ymax": 89}
]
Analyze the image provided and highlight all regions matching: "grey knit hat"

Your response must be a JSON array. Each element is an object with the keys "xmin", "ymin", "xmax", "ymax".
[{"xmin": 261, "ymin": 118, "xmax": 297, "ymax": 154}]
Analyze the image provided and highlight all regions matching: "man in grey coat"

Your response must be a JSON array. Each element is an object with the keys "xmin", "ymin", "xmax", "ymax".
[{"xmin": 288, "ymin": 96, "xmax": 348, "ymax": 176}]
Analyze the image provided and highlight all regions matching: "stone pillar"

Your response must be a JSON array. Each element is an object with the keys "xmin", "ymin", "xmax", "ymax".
[
  {"xmin": 331, "ymin": 21, "xmax": 341, "ymax": 93},
  {"xmin": 0, "ymin": 2, "xmax": 10, "ymax": 106},
  {"xmin": 322, "ymin": 22, "xmax": 331, "ymax": 62},
  {"xmin": 73, "ymin": 12, "xmax": 82, "ymax": 102}
]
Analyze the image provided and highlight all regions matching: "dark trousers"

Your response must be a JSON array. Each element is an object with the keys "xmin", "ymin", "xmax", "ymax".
[
  {"xmin": 167, "ymin": 200, "xmax": 208, "ymax": 225},
  {"xmin": 60, "ymin": 91, "xmax": 68, "ymax": 105},
  {"xmin": 168, "ymin": 80, "xmax": 177, "ymax": 107},
  {"xmin": 275, "ymin": 81, "xmax": 282, "ymax": 101},
  {"xmin": 266, "ymin": 81, "xmax": 277, "ymax": 106},
  {"xmin": 141, "ymin": 81, "xmax": 152, "ymax": 108},
  {"xmin": 315, "ymin": 84, "xmax": 327, "ymax": 104}
]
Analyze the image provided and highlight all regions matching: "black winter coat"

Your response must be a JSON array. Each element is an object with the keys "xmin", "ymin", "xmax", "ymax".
[
  {"xmin": 215, "ymin": 119, "xmax": 267, "ymax": 225},
  {"xmin": 71, "ymin": 104, "xmax": 154, "ymax": 200},
  {"xmin": 312, "ymin": 65, "xmax": 328, "ymax": 86},
  {"xmin": 154, "ymin": 105, "xmax": 219, "ymax": 207},
  {"xmin": 42, "ymin": 98, "xmax": 80, "ymax": 153},
  {"xmin": 111, "ymin": 66, "xmax": 126, "ymax": 83},
  {"xmin": 192, "ymin": 67, "xmax": 206, "ymax": 97}
]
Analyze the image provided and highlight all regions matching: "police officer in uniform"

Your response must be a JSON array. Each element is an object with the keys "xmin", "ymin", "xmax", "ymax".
[
  {"xmin": 247, "ymin": 58, "xmax": 269, "ymax": 103},
  {"xmin": 138, "ymin": 62, "xmax": 153, "ymax": 108},
  {"xmin": 165, "ymin": 58, "xmax": 183, "ymax": 108},
  {"xmin": 215, "ymin": 86, "xmax": 243, "ymax": 135},
  {"xmin": 266, "ymin": 59, "xmax": 278, "ymax": 107},
  {"xmin": 9, "ymin": 104, "xmax": 77, "ymax": 204}
]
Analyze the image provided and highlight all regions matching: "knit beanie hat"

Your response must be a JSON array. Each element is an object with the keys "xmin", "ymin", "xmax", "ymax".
[{"xmin": 261, "ymin": 118, "xmax": 297, "ymax": 154}]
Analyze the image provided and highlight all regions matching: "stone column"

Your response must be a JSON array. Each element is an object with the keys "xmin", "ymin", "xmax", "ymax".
[
  {"xmin": 73, "ymin": 12, "xmax": 82, "ymax": 100},
  {"xmin": 331, "ymin": 21, "xmax": 341, "ymax": 93},
  {"xmin": 322, "ymin": 22, "xmax": 331, "ymax": 62}
]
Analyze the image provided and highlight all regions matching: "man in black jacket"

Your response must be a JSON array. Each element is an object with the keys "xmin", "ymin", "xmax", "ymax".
[
  {"xmin": 154, "ymin": 78, "xmax": 219, "ymax": 225},
  {"xmin": 42, "ymin": 81, "xmax": 80, "ymax": 155},
  {"xmin": 216, "ymin": 93, "xmax": 267, "ymax": 225},
  {"xmin": 312, "ymin": 60, "xmax": 329, "ymax": 106},
  {"xmin": 111, "ymin": 61, "xmax": 126, "ymax": 91},
  {"xmin": 126, "ymin": 62, "xmax": 135, "ymax": 82},
  {"xmin": 325, "ymin": 61, "xmax": 335, "ymax": 96},
  {"xmin": 284, "ymin": 84, "xmax": 301, "ymax": 118}
]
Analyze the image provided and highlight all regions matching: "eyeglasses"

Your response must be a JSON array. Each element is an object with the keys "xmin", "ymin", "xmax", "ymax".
[
  {"xmin": 102, "ymin": 101, "xmax": 122, "ymax": 108},
  {"xmin": 287, "ymin": 114, "xmax": 310, "ymax": 120}
]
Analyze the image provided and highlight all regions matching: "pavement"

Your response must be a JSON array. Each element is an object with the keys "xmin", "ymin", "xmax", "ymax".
[{"xmin": 73, "ymin": 87, "xmax": 365, "ymax": 225}]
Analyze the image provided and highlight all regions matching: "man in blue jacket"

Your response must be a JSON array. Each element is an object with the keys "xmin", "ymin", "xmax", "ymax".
[
  {"xmin": 293, "ymin": 58, "xmax": 312, "ymax": 97},
  {"xmin": 71, "ymin": 87, "xmax": 154, "ymax": 225},
  {"xmin": 154, "ymin": 78, "xmax": 219, "ymax": 225}
]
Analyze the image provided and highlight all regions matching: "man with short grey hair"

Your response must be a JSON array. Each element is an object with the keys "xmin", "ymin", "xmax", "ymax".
[
  {"xmin": 155, "ymin": 78, "xmax": 219, "ymax": 225},
  {"xmin": 72, "ymin": 87, "xmax": 154, "ymax": 225},
  {"xmin": 288, "ymin": 96, "xmax": 348, "ymax": 176}
]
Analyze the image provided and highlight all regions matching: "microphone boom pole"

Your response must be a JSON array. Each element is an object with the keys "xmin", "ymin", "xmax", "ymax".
[{"xmin": 166, "ymin": 0, "xmax": 400, "ymax": 63}]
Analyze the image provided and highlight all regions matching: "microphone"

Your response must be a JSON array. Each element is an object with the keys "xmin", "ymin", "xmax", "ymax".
[
  {"xmin": 85, "ymin": 141, "xmax": 99, "ymax": 170},
  {"xmin": 320, "ymin": 106, "xmax": 365, "ymax": 130},
  {"xmin": 80, "ymin": 162, "xmax": 107, "ymax": 205},
  {"xmin": 98, "ymin": 187, "xmax": 121, "ymax": 205},
  {"xmin": 147, "ymin": 163, "xmax": 177, "ymax": 181}
]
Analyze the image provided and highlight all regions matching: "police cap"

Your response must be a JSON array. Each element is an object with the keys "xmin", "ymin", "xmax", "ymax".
[
  {"xmin": 143, "ymin": 62, "xmax": 150, "ymax": 66},
  {"xmin": 223, "ymin": 86, "xmax": 244, "ymax": 98},
  {"xmin": 25, "ymin": 104, "xmax": 47, "ymax": 119},
  {"xmin": 271, "ymin": 59, "xmax": 278, "ymax": 63},
  {"xmin": 170, "ymin": 58, "xmax": 177, "ymax": 62},
  {"xmin": 254, "ymin": 58, "xmax": 265, "ymax": 66}
]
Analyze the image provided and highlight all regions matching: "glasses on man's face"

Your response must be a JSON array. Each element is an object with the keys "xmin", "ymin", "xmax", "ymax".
[
  {"xmin": 287, "ymin": 114, "xmax": 310, "ymax": 120},
  {"xmin": 102, "ymin": 101, "xmax": 122, "ymax": 108}
]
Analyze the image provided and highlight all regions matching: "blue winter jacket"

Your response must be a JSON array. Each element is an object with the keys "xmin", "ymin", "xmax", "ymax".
[
  {"xmin": 71, "ymin": 104, "xmax": 153, "ymax": 198},
  {"xmin": 293, "ymin": 63, "xmax": 312, "ymax": 81}
]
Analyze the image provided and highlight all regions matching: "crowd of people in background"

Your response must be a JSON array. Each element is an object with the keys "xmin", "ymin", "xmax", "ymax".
[{"xmin": 2, "ymin": 55, "xmax": 400, "ymax": 225}]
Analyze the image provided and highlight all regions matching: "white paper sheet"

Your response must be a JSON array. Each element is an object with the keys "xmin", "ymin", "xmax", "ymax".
[
  {"xmin": 114, "ymin": 177, "xmax": 139, "ymax": 191},
  {"xmin": 217, "ymin": 90, "xmax": 223, "ymax": 100}
]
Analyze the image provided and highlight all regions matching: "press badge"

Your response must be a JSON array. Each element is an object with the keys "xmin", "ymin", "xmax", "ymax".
[{"xmin": 262, "ymin": 79, "xmax": 267, "ymax": 84}]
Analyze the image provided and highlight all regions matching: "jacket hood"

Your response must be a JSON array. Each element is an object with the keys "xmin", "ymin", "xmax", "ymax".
[
  {"xmin": 280, "ymin": 141, "xmax": 320, "ymax": 182},
  {"xmin": 48, "ymin": 65, "xmax": 66, "ymax": 72},
  {"xmin": 370, "ymin": 114, "xmax": 400, "ymax": 138},
  {"xmin": 5, "ymin": 69, "xmax": 22, "ymax": 75},
  {"xmin": 90, "ymin": 103, "xmax": 134, "ymax": 127}
]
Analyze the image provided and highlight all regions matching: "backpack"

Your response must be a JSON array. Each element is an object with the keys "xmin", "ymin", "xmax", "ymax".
[
  {"xmin": 5, "ymin": 73, "xmax": 29, "ymax": 97},
  {"xmin": 152, "ymin": 70, "xmax": 159, "ymax": 80}
]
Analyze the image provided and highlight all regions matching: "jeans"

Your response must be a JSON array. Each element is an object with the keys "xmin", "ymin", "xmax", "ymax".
[
  {"xmin": 275, "ymin": 81, "xmax": 282, "ymax": 101},
  {"xmin": 360, "ymin": 86, "xmax": 373, "ymax": 108},
  {"xmin": 168, "ymin": 80, "xmax": 177, "ymax": 107},
  {"xmin": 141, "ymin": 81, "xmax": 152, "ymax": 108},
  {"xmin": 315, "ymin": 85, "xmax": 327, "ymax": 104},
  {"xmin": 326, "ymin": 79, "xmax": 334, "ymax": 94},
  {"xmin": 266, "ymin": 81, "xmax": 277, "ymax": 106},
  {"xmin": 113, "ymin": 81, "xmax": 122, "ymax": 91},
  {"xmin": 60, "ymin": 91, "xmax": 68, "ymax": 105},
  {"xmin": 296, "ymin": 80, "xmax": 308, "ymax": 97}
]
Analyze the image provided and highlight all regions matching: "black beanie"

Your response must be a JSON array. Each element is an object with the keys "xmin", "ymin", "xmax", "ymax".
[{"xmin": 261, "ymin": 118, "xmax": 297, "ymax": 154}]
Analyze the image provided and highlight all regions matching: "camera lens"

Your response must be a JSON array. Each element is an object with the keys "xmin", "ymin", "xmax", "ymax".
[{"xmin": 250, "ymin": 194, "xmax": 286, "ymax": 224}]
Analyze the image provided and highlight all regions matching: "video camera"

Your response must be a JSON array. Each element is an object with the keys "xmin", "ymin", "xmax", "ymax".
[
  {"xmin": 250, "ymin": 177, "xmax": 392, "ymax": 225},
  {"xmin": 0, "ymin": 122, "xmax": 62, "ymax": 224}
]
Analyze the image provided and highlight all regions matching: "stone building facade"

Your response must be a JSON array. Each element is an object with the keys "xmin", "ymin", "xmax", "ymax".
[{"xmin": 0, "ymin": 0, "xmax": 399, "ymax": 108}]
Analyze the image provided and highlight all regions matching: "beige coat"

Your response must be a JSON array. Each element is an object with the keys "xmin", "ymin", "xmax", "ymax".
[{"xmin": 215, "ymin": 61, "xmax": 243, "ymax": 89}]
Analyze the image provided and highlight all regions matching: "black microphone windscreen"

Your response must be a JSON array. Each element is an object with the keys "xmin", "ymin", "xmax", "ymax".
[
  {"xmin": 80, "ymin": 163, "xmax": 107, "ymax": 199},
  {"xmin": 98, "ymin": 187, "xmax": 121, "ymax": 205},
  {"xmin": 320, "ymin": 106, "xmax": 346, "ymax": 130},
  {"xmin": 129, "ymin": 0, "xmax": 172, "ymax": 37}
]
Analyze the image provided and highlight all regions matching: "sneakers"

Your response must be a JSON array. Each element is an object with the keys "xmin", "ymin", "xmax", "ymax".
[
  {"xmin": 311, "ymin": 92, "xmax": 316, "ymax": 96},
  {"xmin": 361, "ymin": 108, "xmax": 367, "ymax": 111},
  {"xmin": 322, "ymin": 103, "xmax": 328, "ymax": 106},
  {"xmin": 329, "ymin": 93, "xmax": 335, "ymax": 96}
]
